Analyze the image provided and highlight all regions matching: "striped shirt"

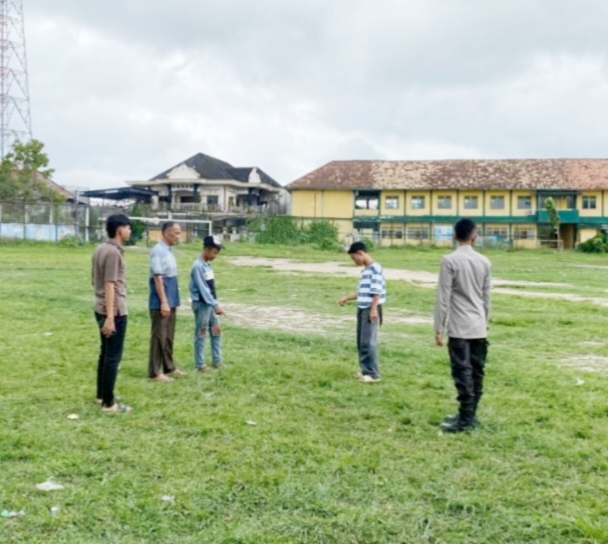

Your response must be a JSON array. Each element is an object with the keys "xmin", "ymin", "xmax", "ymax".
[{"xmin": 357, "ymin": 262, "xmax": 386, "ymax": 308}]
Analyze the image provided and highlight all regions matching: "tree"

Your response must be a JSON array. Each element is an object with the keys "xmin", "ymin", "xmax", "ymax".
[
  {"xmin": 544, "ymin": 197, "xmax": 560, "ymax": 238},
  {"xmin": 0, "ymin": 139, "xmax": 59, "ymax": 202}
]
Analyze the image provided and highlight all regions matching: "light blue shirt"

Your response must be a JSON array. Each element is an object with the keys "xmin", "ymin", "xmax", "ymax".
[
  {"xmin": 149, "ymin": 241, "xmax": 180, "ymax": 309},
  {"xmin": 189, "ymin": 258, "xmax": 218, "ymax": 308}
]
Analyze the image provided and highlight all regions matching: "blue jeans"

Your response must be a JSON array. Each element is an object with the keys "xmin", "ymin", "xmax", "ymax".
[{"xmin": 192, "ymin": 301, "xmax": 222, "ymax": 368}]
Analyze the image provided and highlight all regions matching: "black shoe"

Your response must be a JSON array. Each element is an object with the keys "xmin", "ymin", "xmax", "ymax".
[
  {"xmin": 443, "ymin": 413, "xmax": 479, "ymax": 425},
  {"xmin": 440, "ymin": 417, "xmax": 476, "ymax": 433}
]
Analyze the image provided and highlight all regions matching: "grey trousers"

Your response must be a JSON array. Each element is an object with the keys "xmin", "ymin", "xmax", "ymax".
[{"xmin": 356, "ymin": 306, "xmax": 381, "ymax": 378}]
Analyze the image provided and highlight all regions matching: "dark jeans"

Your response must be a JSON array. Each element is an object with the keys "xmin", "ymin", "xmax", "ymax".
[
  {"xmin": 95, "ymin": 312, "xmax": 127, "ymax": 408},
  {"xmin": 356, "ymin": 306, "xmax": 382, "ymax": 379},
  {"xmin": 148, "ymin": 308, "xmax": 177, "ymax": 378},
  {"xmin": 448, "ymin": 337, "xmax": 488, "ymax": 422}
]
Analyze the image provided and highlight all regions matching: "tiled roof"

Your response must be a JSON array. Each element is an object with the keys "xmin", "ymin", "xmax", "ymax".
[
  {"xmin": 151, "ymin": 153, "xmax": 282, "ymax": 188},
  {"xmin": 286, "ymin": 159, "xmax": 608, "ymax": 191}
]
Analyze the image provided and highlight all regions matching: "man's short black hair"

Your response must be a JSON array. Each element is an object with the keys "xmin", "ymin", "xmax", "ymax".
[
  {"xmin": 348, "ymin": 241, "xmax": 368, "ymax": 254},
  {"xmin": 106, "ymin": 214, "xmax": 131, "ymax": 238},
  {"xmin": 454, "ymin": 218, "xmax": 477, "ymax": 242},
  {"xmin": 162, "ymin": 220, "xmax": 178, "ymax": 233}
]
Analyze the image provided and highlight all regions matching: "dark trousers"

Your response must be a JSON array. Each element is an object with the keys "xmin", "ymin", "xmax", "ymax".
[
  {"xmin": 95, "ymin": 312, "xmax": 127, "ymax": 408},
  {"xmin": 148, "ymin": 308, "xmax": 177, "ymax": 378},
  {"xmin": 356, "ymin": 306, "xmax": 382, "ymax": 378},
  {"xmin": 448, "ymin": 337, "xmax": 488, "ymax": 422}
]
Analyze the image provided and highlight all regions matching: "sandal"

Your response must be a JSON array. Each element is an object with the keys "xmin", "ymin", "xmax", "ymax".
[{"xmin": 101, "ymin": 403, "xmax": 133, "ymax": 413}]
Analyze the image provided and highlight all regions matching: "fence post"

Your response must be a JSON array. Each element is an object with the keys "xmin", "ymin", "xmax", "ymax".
[
  {"xmin": 23, "ymin": 202, "xmax": 27, "ymax": 240},
  {"xmin": 0, "ymin": 202, "xmax": 2, "ymax": 239}
]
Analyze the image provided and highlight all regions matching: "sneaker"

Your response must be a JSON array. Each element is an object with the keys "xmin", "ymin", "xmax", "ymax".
[
  {"xmin": 169, "ymin": 368, "xmax": 188, "ymax": 377},
  {"xmin": 196, "ymin": 366, "xmax": 212, "ymax": 373},
  {"xmin": 150, "ymin": 374, "xmax": 173, "ymax": 382},
  {"xmin": 101, "ymin": 403, "xmax": 133, "ymax": 414},
  {"xmin": 359, "ymin": 375, "xmax": 381, "ymax": 383},
  {"xmin": 354, "ymin": 372, "xmax": 363, "ymax": 379}
]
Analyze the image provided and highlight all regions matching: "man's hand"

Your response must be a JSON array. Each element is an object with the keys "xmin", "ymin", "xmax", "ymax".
[
  {"xmin": 435, "ymin": 332, "xmax": 444, "ymax": 347},
  {"xmin": 214, "ymin": 306, "xmax": 225, "ymax": 316},
  {"xmin": 102, "ymin": 316, "xmax": 116, "ymax": 337},
  {"xmin": 369, "ymin": 307, "xmax": 379, "ymax": 322},
  {"xmin": 337, "ymin": 296, "xmax": 349, "ymax": 307},
  {"xmin": 160, "ymin": 301, "xmax": 171, "ymax": 318}
]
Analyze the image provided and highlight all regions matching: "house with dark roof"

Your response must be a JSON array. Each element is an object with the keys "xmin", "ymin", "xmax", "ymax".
[
  {"xmin": 286, "ymin": 159, "xmax": 608, "ymax": 249},
  {"xmin": 127, "ymin": 153, "xmax": 288, "ymax": 215}
]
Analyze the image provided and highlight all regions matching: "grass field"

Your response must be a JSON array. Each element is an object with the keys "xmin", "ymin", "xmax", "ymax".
[{"xmin": 2, "ymin": 241, "xmax": 608, "ymax": 543}]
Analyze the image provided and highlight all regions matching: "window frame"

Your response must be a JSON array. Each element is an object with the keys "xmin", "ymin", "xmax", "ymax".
[
  {"xmin": 411, "ymin": 196, "xmax": 426, "ymax": 210},
  {"xmin": 582, "ymin": 195, "xmax": 597, "ymax": 210},
  {"xmin": 437, "ymin": 196, "xmax": 452, "ymax": 209},
  {"xmin": 463, "ymin": 195, "xmax": 479, "ymax": 210},
  {"xmin": 517, "ymin": 196, "xmax": 532, "ymax": 210},
  {"xmin": 490, "ymin": 195, "xmax": 505, "ymax": 210},
  {"xmin": 384, "ymin": 196, "xmax": 399, "ymax": 210}
]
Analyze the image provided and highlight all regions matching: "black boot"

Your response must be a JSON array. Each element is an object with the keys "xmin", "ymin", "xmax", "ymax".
[{"xmin": 440, "ymin": 403, "xmax": 476, "ymax": 433}]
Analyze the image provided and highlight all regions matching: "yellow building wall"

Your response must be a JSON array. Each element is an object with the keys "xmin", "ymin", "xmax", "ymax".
[
  {"xmin": 579, "ymin": 228, "xmax": 599, "ymax": 243},
  {"xmin": 322, "ymin": 191, "xmax": 353, "ymax": 219},
  {"xmin": 510, "ymin": 191, "xmax": 536, "ymax": 217},
  {"xmin": 381, "ymin": 191, "xmax": 405, "ymax": 215},
  {"xmin": 484, "ymin": 191, "xmax": 511, "ymax": 217},
  {"xmin": 457, "ymin": 191, "xmax": 484, "ymax": 217},
  {"xmin": 291, "ymin": 190, "xmax": 323, "ymax": 218},
  {"xmin": 578, "ymin": 191, "xmax": 602, "ymax": 218},
  {"xmin": 512, "ymin": 223, "xmax": 538, "ymax": 249},
  {"xmin": 405, "ymin": 190, "xmax": 431, "ymax": 216},
  {"xmin": 431, "ymin": 190, "xmax": 457, "ymax": 216}
]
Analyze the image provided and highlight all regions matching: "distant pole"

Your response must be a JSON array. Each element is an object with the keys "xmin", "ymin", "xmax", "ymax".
[{"xmin": 0, "ymin": 0, "xmax": 32, "ymax": 158}]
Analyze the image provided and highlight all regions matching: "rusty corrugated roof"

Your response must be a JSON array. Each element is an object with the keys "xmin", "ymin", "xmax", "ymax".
[{"xmin": 286, "ymin": 159, "xmax": 608, "ymax": 191}]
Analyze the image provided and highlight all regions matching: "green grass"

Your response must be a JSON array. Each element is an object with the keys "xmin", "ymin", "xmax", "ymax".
[{"xmin": 2, "ymin": 242, "xmax": 608, "ymax": 543}]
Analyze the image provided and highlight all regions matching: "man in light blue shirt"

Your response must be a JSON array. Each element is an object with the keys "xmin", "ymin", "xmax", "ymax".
[
  {"xmin": 190, "ymin": 235, "xmax": 225, "ymax": 372},
  {"xmin": 337, "ymin": 241, "xmax": 386, "ymax": 383},
  {"xmin": 148, "ymin": 221, "xmax": 187, "ymax": 381}
]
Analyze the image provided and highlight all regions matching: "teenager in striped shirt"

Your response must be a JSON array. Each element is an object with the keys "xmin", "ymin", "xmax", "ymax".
[{"xmin": 337, "ymin": 242, "xmax": 387, "ymax": 383}]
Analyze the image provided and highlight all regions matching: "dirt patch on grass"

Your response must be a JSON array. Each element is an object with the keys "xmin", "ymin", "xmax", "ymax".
[
  {"xmin": 178, "ymin": 301, "xmax": 431, "ymax": 335},
  {"xmin": 563, "ymin": 355, "xmax": 608, "ymax": 373},
  {"xmin": 227, "ymin": 256, "xmax": 571, "ymax": 290},
  {"xmin": 493, "ymin": 288, "xmax": 608, "ymax": 307}
]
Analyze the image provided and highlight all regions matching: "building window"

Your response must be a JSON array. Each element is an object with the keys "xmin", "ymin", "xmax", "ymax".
[
  {"xmin": 517, "ymin": 196, "xmax": 532, "ymax": 210},
  {"xmin": 385, "ymin": 196, "xmax": 399, "ymax": 210},
  {"xmin": 381, "ymin": 229, "xmax": 404, "ymax": 239},
  {"xmin": 513, "ymin": 227, "xmax": 536, "ymax": 239},
  {"xmin": 437, "ymin": 196, "xmax": 452, "ymax": 209},
  {"xmin": 207, "ymin": 195, "xmax": 219, "ymax": 206},
  {"xmin": 355, "ymin": 191, "xmax": 379, "ymax": 210},
  {"xmin": 490, "ymin": 196, "xmax": 505, "ymax": 210},
  {"xmin": 485, "ymin": 227, "xmax": 508, "ymax": 238},
  {"xmin": 407, "ymin": 227, "xmax": 430, "ymax": 240},
  {"xmin": 583, "ymin": 196, "xmax": 597, "ymax": 210},
  {"xmin": 411, "ymin": 196, "xmax": 425, "ymax": 209},
  {"xmin": 464, "ymin": 196, "xmax": 478, "ymax": 209}
]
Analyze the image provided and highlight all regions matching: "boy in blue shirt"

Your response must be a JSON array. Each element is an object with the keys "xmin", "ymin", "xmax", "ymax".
[
  {"xmin": 337, "ymin": 241, "xmax": 386, "ymax": 383},
  {"xmin": 190, "ymin": 235, "xmax": 225, "ymax": 372}
]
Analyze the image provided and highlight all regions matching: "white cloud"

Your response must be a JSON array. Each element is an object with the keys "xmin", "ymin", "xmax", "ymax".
[{"xmin": 21, "ymin": 1, "xmax": 608, "ymax": 188}]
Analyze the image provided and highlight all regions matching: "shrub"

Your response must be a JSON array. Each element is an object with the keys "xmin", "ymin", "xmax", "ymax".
[
  {"xmin": 249, "ymin": 217, "xmax": 339, "ymax": 249},
  {"xmin": 58, "ymin": 235, "xmax": 82, "ymax": 247},
  {"xmin": 578, "ymin": 234, "xmax": 608, "ymax": 253}
]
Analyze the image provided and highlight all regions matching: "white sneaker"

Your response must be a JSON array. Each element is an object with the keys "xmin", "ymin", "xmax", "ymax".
[
  {"xmin": 354, "ymin": 371, "xmax": 363, "ymax": 379},
  {"xmin": 359, "ymin": 375, "xmax": 381, "ymax": 383}
]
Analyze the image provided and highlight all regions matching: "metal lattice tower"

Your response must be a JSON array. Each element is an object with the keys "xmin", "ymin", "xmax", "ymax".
[{"xmin": 0, "ymin": 0, "xmax": 32, "ymax": 158}]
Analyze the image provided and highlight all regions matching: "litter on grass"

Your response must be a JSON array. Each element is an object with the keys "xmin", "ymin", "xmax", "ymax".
[
  {"xmin": 246, "ymin": 420, "xmax": 257, "ymax": 426},
  {"xmin": 1, "ymin": 510, "xmax": 25, "ymax": 519},
  {"xmin": 50, "ymin": 506, "xmax": 60, "ymax": 517},
  {"xmin": 161, "ymin": 495, "xmax": 175, "ymax": 502},
  {"xmin": 36, "ymin": 481, "xmax": 64, "ymax": 492},
  {"xmin": 575, "ymin": 378, "xmax": 585, "ymax": 386},
  {"xmin": 67, "ymin": 414, "xmax": 79, "ymax": 420},
  {"xmin": 44, "ymin": 332, "xmax": 52, "ymax": 336}
]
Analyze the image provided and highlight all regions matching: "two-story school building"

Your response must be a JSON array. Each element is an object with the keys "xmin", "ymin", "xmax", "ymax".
[{"xmin": 286, "ymin": 159, "xmax": 608, "ymax": 249}]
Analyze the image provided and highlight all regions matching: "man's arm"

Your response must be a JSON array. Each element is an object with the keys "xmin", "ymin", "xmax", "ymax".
[
  {"xmin": 434, "ymin": 258, "xmax": 453, "ymax": 347},
  {"xmin": 153, "ymin": 275, "xmax": 171, "ymax": 317},
  {"xmin": 337, "ymin": 293, "xmax": 357, "ymax": 306},
  {"xmin": 102, "ymin": 281, "xmax": 116, "ymax": 337},
  {"xmin": 483, "ymin": 263, "xmax": 492, "ymax": 329},
  {"xmin": 369, "ymin": 293, "xmax": 380, "ymax": 322}
]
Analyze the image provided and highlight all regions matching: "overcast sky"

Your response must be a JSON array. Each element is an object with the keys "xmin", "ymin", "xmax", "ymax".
[{"xmin": 25, "ymin": 0, "xmax": 608, "ymax": 189}]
